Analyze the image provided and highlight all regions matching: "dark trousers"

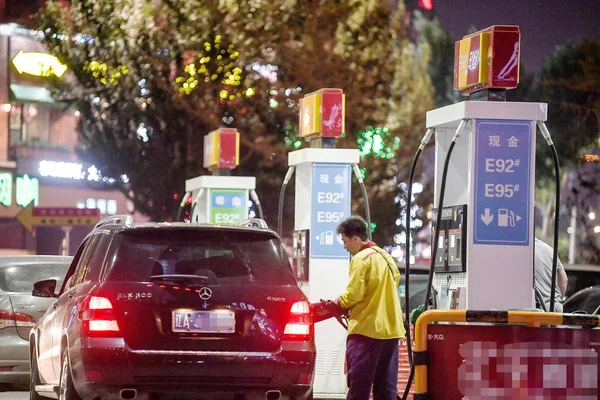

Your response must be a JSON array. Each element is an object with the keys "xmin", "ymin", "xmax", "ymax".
[{"xmin": 346, "ymin": 334, "xmax": 399, "ymax": 400}]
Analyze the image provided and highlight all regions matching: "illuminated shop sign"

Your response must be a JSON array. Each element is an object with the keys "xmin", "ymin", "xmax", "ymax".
[
  {"xmin": 37, "ymin": 160, "xmax": 128, "ymax": 184},
  {"xmin": 0, "ymin": 173, "xmax": 12, "ymax": 207},
  {"xmin": 16, "ymin": 174, "xmax": 39, "ymax": 207},
  {"xmin": 0, "ymin": 173, "xmax": 40, "ymax": 208},
  {"xmin": 39, "ymin": 160, "xmax": 105, "ymax": 182},
  {"xmin": 12, "ymin": 51, "xmax": 68, "ymax": 78}
]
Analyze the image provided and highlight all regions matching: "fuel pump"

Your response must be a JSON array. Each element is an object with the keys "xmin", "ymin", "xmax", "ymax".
[
  {"xmin": 402, "ymin": 25, "xmax": 564, "ymax": 398},
  {"xmin": 177, "ymin": 127, "xmax": 263, "ymax": 224},
  {"xmin": 279, "ymin": 88, "xmax": 369, "ymax": 399}
]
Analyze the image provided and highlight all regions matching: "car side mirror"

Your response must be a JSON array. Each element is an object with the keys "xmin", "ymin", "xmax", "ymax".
[{"xmin": 32, "ymin": 279, "xmax": 58, "ymax": 298}]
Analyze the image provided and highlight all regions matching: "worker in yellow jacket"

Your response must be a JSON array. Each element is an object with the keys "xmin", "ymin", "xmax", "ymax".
[{"xmin": 334, "ymin": 216, "xmax": 405, "ymax": 400}]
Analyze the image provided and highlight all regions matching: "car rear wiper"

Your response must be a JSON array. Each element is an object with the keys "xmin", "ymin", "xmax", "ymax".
[{"xmin": 150, "ymin": 274, "xmax": 211, "ymax": 286}]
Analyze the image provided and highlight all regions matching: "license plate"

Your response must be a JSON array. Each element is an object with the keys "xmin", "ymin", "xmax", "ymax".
[{"xmin": 172, "ymin": 310, "xmax": 235, "ymax": 333}]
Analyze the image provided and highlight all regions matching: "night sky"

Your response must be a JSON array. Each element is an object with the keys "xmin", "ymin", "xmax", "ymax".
[{"xmin": 434, "ymin": 0, "xmax": 600, "ymax": 72}]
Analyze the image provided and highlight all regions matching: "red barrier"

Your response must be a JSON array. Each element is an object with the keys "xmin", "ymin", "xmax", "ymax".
[{"xmin": 426, "ymin": 324, "xmax": 600, "ymax": 399}]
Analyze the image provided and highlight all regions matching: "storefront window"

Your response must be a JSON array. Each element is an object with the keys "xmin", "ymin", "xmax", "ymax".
[
  {"xmin": 9, "ymin": 103, "xmax": 51, "ymax": 144},
  {"xmin": 9, "ymin": 104, "xmax": 22, "ymax": 143},
  {"xmin": 107, "ymin": 200, "xmax": 117, "ymax": 214},
  {"xmin": 79, "ymin": 198, "xmax": 118, "ymax": 215},
  {"xmin": 96, "ymin": 199, "xmax": 107, "ymax": 214}
]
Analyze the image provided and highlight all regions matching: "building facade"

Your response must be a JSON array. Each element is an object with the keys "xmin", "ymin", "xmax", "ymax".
[{"xmin": 0, "ymin": 4, "xmax": 145, "ymax": 255}]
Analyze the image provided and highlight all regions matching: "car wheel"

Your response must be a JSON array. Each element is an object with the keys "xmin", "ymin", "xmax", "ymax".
[
  {"xmin": 58, "ymin": 349, "xmax": 82, "ymax": 400},
  {"xmin": 29, "ymin": 347, "xmax": 44, "ymax": 400}
]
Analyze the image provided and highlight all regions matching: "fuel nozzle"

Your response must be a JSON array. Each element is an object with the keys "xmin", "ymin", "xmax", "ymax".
[{"xmin": 311, "ymin": 299, "xmax": 348, "ymax": 328}]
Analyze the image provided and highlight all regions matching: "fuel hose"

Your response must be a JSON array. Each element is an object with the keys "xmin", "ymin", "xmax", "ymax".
[
  {"xmin": 176, "ymin": 191, "xmax": 191, "ymax": 222},
  {"xmin": 278, "ymin": 166, "xmax": 296, "ymax": 237},
  {"xmin": 400, "ymin": 128, "xmax": 433, "ymax": 400},
  {"xmin": 250, "ymin": 189, "xmax": 264, "ymax": 220},
  {"xmin": 537, "ymin": 122, "xmax": 561, "ymax": 313}
]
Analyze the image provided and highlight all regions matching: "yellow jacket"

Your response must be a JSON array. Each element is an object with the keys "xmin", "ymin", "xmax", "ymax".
[{"xmin": 339, "ymin": 244, "xmax": 405, "ymax": 339}]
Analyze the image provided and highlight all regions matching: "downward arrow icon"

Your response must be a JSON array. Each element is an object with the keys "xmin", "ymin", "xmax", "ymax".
[{"xmin": 481, "ymin": 208, "xmax": 494, "ymax": 225}]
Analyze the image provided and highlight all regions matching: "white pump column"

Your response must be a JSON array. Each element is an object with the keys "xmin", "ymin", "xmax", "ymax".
[
  {"xmin": 288, "ymin": 147, "xmax": 359, "ymax": 398},
  {"xmin": 427, "ymin": 101, "xmax": 547, "ymax": 310}
]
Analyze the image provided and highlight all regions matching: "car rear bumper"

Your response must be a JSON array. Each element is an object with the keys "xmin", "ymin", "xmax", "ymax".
[
  {"xmin": 70, "ymin": 338, "xmax": 314, "ymax": 399},
  {"xmin": 0, "ymin": 334, "xmax": 30, "ymax": 383}
]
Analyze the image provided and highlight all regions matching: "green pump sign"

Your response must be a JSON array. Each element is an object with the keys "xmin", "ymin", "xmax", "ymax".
[{"xmin": 209, "ymin": 189, "xmax": 247, "ymax": 225}]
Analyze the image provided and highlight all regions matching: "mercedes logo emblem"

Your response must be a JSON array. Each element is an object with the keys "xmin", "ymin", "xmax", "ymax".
[{"xmin": 199, "ymin": 287, "xmax": 212, "ymax": 300}]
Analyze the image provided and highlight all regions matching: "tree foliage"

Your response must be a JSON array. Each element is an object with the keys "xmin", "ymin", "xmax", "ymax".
[
  {"xmin": 537, "ymin": 39, "xmax": 600, "ymax": 185},
  {"xmin": 536, "ymin": 40, "xmax": 600, "ymax": 258},
  {"xmin": 36, "ymin": 0, "xmax": 433, "ymax": 244},
  {"xmin": 413, "ymin": 13, "xmax": 458, "ymax": 108}
]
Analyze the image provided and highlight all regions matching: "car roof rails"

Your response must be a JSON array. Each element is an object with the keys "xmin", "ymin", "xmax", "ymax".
[
  {"xmin": 94, "ymin": 215, "xmax": 133, "ymax": 229},
  {"xmin": 239, "ymin": 218, "xmax": 269, "ymax": 230}
]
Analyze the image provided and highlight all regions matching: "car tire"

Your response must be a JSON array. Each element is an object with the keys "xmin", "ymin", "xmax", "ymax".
[
  {"xmin": 58, "ymin": 349, "xmax": 82, "ymax": 400},
  {"xmin": 29, "ymin": 347, "xmax": 44, "ymax": 400}
]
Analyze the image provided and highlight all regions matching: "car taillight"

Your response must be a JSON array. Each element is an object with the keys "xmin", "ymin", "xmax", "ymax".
[
  {"xmin": 284, "ymin": 301, "xmax": 313, "ymax": 339},
  {"xmin": 0, "ymin": 310, "xmax": 36, "ymax": 329},
  {"xmin": 81, "ymin": 296, "xmax": 120, "ymax": 336}
]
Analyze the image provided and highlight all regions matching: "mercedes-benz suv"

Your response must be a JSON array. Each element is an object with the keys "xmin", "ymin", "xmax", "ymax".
[{"xmin": 29, "ymin": 216, "xmax": 315, "ymax": 400}]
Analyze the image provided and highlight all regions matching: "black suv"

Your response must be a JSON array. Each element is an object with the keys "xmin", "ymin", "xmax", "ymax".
[{"xmin": 29, "ymin": 216, "xmax": 315, "ymax": 400}]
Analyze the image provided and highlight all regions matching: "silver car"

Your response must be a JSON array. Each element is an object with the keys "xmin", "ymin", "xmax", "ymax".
[{"xmin": 0, "ymin": 255, "xmax": 72, "ymax": 384}]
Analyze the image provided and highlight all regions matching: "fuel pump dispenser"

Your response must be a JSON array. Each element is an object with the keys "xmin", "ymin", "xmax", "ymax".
[
  {"xmin": 399, "ymin": 26, "xmax": 582, "ymax": 399},
  {"xmin": 283, "ymin": 88, "xmax": 360, "ymax": 398},
  {"xmin": 422, "ymin": 26, "xmax": 546, "ymax": 311},
  {"xmin": 179, "ymin": 127, "xmax": 263, "ymax": 224},
  {"xmin": 427, "ymin": 101, "xmax": 545, "ymax": 310}
]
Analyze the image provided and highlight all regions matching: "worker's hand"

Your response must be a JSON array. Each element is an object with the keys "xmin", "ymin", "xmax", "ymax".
[
  {"xmin": 311, "ymin": 299, "xmax": 347, "ymax": 323},
  {"xmin": 333, "ymin": 297, "xmax": 342, "ymax": 308}
]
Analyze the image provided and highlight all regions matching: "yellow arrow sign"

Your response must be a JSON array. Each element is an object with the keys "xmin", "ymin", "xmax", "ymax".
[
  {"xmin": 12, "ymin": 51, "xmax": 68, "ymax": 78},
  {"xmin": 16, "ymin": 203, "xmax": 101, "ymax": 233}
]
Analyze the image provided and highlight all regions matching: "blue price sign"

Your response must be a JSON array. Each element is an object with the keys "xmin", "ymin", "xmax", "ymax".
[
  {"xmin": 474, "ymin": 119, "xmax": 532, "ymax": 246},
  {"xmin": 311, "ymin": 163, "xmax": 351, "ymax": 259}
]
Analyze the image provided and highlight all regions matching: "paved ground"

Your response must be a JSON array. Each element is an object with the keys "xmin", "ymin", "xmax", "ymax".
[{"xmin": 0, "ymin": 391, "xmax": 27, "ymax": 399}]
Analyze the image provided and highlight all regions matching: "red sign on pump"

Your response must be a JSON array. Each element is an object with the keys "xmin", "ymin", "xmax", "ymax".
[
  {"xmin": 453, "ymin": 25, "xmax": 521, "ymax": 95},
  {"xmin": 320, "ymin": 89, "xmax": 345, "ymax": 137},
  {"xmin": 203, "ymin": 128, "xmax": 240, "ymax": 170},
  {"xmin": 299, "ymin": 88, "xmax": 345, "ymax": 140}
]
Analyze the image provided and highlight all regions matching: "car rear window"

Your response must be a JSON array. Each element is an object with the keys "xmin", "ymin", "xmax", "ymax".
[
  {"xmin": 106, "ymin": 228, "xmax": 297, "ymax": 285},
  {"xmin": 0, "ymin": 263, "xmax": 70, "ymax": 292}
]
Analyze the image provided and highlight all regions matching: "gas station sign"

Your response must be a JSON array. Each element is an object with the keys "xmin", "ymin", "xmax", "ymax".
[
  {"xmin": 310, "ymin": 163, "xmax": 351, "ymax": 259},
  {"xmin": 209, "ymin": 189, "xmax": 247, "ymax": 225},
  {"xmin": 454, "ymin": 25, "xmax": 521, "ymax": 95},
  {"xmin": 203, "ymin": 128, "xmax": 240, "ymax": 170},
  {"xmin": 473, "ymin": 119, "xmax": 532, "ymax": 246},
  {"xmin": 299, "ymin": 88, "xmax": 345, "ymax": 139}
]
